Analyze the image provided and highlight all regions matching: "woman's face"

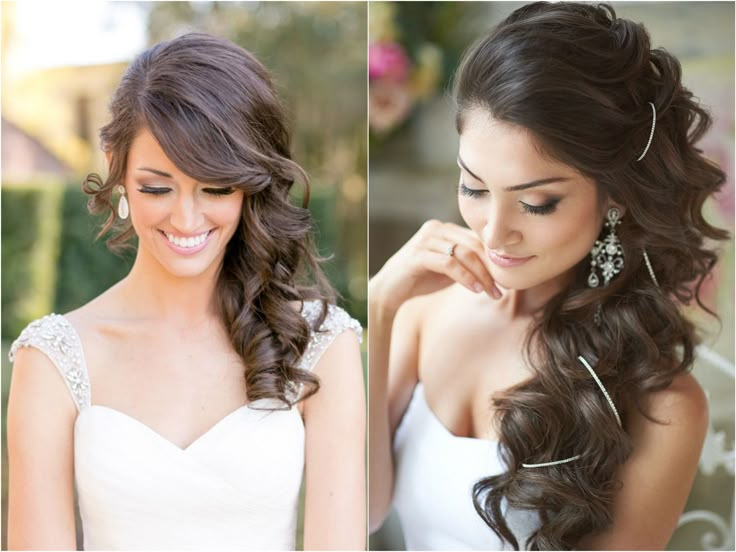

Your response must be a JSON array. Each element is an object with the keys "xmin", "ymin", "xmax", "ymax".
[
  {"xmin": 117, "ymin": 127, "xmax": 245, "ymax": 279},
  {"xmin": 457, "ymin": 108, "xmax": 622, "ymax": 292}
]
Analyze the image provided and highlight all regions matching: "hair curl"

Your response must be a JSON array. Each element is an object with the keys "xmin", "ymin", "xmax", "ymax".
[
  {"xmin": 83, "ymin": 32, "xmax": 334, "ymax": 407},
  {"xmin": 453, "ymin": 2, "xmax": 729, "ymax": 548}
]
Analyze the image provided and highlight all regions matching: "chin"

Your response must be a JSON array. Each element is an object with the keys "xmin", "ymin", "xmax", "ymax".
[
  {"xmin": 151, "ymin": 248, "xmax": 221, "ymax": 279},
  {"xmin": 491, "ymin": 271, "xmax": 547, "ymax": 292},
  {"xmin": 158, "ymin": 262, "xmax": 211, "ymax": 279}
]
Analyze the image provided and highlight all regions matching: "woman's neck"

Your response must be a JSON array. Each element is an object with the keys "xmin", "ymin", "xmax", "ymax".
[
  {"xmin": 494, "ymin": 268, "xmax": 574, "ymax": 321},
  {"xmin": 115, "ymin": 246, "xmax": 222, "ymax": 328}
]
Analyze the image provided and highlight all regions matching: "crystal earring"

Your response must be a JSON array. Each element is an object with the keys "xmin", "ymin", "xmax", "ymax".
[
  {"xmin": 117, "ymin": 185, "xmax": 129, "ymax": 220},
  {"xmin": 588, "ymin": 207, "xmax": 623, "ymax": 288}
]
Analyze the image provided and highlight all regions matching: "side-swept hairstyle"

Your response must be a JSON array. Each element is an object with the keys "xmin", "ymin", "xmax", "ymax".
[
  {"xmin": 453, "ymin": 3, "xmax": 728, "ymax": 548},
  {"xmin": 84, "ymin": 32, "xmax": 335, "ymax": 407}
]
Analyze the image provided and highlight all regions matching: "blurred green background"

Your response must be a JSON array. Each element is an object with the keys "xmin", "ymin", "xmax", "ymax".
[
  {"xmin": 1, "ymin": 2, "xmax": 366, "ymax": 549},
  {"xmin": 369, "ymin": 2, "xmax": 734, "ymax": 550}
]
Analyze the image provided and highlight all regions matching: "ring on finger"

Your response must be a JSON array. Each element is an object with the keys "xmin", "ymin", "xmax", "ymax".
[{"xmin": 446, "ymin": 243, "xmax": 457, "ymax": 257}]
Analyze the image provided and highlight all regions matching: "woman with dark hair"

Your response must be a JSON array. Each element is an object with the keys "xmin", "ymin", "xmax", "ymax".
[
  {"xmin": 7, "ymin": 33, "xmax": 365, "ymax": 550},
  {"xmin": 369, "ymin": 2, "xmax": 728, "ymax": 549}
]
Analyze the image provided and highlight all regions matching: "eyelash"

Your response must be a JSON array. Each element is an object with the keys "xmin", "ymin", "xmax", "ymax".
[
  {"xmin": 520, "ymin": 201, "xmax": 559, "ymax": 216},
  {"xmin": 458, "ymin": 182, "xmax": 560, "ymax": 216},
  {"xmin": 137, "ymin": 186, "xmax": 236, "ymax": 196},
  {"xmin": 458, "ymin": 182, "xmax": 486, "ymax": 199}
]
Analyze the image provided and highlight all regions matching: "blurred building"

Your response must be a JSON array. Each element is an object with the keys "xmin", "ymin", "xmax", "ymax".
[
  {"xmin": 1, "ymin": 117, "xmax": 72, "ymax": 181},
  {"xmin": 2, "ymin": 62, "xmax": 128, "ymax": 181}
]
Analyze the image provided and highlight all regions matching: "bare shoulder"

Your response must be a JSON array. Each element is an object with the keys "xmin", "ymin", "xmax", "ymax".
[
  {"xmin": 579, "ymin": 372, "xmax": 708, "ymax": 548},
  {"xmin": 397, "ymin": 283, "xmax": 471, "ymax": 334},
  {"xmin": 9, "ymin": 345, "xmax": 76, "ymax": 413},
  {"xmin": 635, "ymin": 372, "xmax": 708, "ymax": 433}
]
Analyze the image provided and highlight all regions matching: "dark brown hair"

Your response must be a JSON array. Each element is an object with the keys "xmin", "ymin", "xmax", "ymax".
[
  {"xmin": 83, "ymin": 32, "xmax": 334, "ymax": 407},
  {"xmin": 453, "ymin": 2, "xmax": 728, "ymax": 548}
]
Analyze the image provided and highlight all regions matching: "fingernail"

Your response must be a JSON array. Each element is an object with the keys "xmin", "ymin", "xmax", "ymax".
[
  {"xmin": 472, "ymin": 282, "xmax": 483, "ymax": 293},
  {"xmin": 492, "ymin": 286, "xmax": 502, "ymax": 299}
]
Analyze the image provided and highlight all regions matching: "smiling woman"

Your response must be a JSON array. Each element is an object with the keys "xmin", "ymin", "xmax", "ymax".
[
  {"xmin": 111, "ymin": 129, "xmax": 246, "ymax": 275},
  {"xmin": 455, "ymin": 112, "xmax": 617, "ymax": 294},
  {"xmin": 6, "ymin": 31, "xmax": 365, "ymax": 551}
]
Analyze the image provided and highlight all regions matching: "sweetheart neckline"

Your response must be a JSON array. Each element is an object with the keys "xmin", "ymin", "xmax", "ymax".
[
  {"xmin": 77, "ymin": 403, "xmax": 300, "ymax": 452},
  {"xmin": 414, "ymin": 382, "xmax": 499, "ymax": 445},
  {"xmin": 55, "ymin": 312, "xmax": 304, "ymax": 452}
]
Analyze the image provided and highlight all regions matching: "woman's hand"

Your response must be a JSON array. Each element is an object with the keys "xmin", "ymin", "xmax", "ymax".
[
  {"xmin": 368, "ymin": 219, "xmax": 500, "ymax": 531},
  {"xmin": 371, "ymin": 219, "xmax": 501, "ymax": 314}
]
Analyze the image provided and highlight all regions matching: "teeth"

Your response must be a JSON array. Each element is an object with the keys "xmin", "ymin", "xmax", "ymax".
[{"xmin": 164, "ymin": 231, "xmax": 209, "ymax": 248}]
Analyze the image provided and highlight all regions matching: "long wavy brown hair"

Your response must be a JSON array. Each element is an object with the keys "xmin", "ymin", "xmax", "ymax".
[
  {"xmin": 453, "ymin": 2, "xmax": 729, "ymax": 548},
  {"xmin": 83, "ymin": 32, "xmax": 335, "ymax": 407}
]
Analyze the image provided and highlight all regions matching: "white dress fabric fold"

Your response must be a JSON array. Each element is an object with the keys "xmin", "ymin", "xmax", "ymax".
[{"xmin": 392, "ymin": 382, "xmax": 541, "ymax": 550}]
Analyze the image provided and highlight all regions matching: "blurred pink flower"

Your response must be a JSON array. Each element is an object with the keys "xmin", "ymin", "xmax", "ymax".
[
  {"xmin": 369, "ymin": 42, "xmax": 411, "ymax": 82},
  {"xmin": 369, "ymin": 80, "xmax": 413, "ymax": 134}
]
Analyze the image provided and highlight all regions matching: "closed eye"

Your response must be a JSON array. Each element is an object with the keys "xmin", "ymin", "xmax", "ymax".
[
  {"xmin": 203, "ymin": 187, "xmax": 237, "ymax": 196},
  {"xmin": 520, "ymin": 199, "xmax": 560, "ymax": 215},
  {"xmin": 458, "ymin": 181, "xmax": 487, "ymax": 198},
  {"xmin": 137, "ymin": 186, "xmax": 170, "ymax": 195}
]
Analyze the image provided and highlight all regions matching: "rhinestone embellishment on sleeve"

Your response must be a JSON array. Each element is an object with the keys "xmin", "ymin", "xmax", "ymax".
[
  {"xmin": 8, "ymin": 314, "xmax": 91, "ymax": 412},
  {"xmin": 298, "ymin": 301, "xmax": 362, "ymax": 373}
]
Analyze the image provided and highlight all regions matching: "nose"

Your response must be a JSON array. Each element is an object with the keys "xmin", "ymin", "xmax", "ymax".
[
  {"xmin": 169, "ymin": 193, "xmax": 204, "ymax": 233},
  {"xmin": 483, "ymin": 201, "xmax": 520, "ymax": 251}
]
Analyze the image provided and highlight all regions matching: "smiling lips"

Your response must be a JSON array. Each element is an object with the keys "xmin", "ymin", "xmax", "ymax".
[
  {"xmin": 487, "ymin": 249, "xmax": 535, "ymax": 267},
  {"xmin": 160, "ymin": 229, "xmax": 214, "ymax": 254}
]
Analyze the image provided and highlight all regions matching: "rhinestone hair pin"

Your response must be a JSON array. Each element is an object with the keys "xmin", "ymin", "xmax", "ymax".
[
  {"xmin": 521, "ymin": 355, "xmax": 621, "ymax": 469},
  {"xmin": 635, "ymin": 102, "xmax": 656, "ymax": 162},
  {"xmin": 642, "ymin": 249, "xmax": 659, "ymax": 287}
]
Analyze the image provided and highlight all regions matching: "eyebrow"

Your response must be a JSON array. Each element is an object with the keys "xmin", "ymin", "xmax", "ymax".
[
  {"xmin": 137, "ymin": 167, "xmax": 173, "ymax": 178},
  {"xmin": 457, "ymin": 156, "xmax": 570, "ymax": 191}
]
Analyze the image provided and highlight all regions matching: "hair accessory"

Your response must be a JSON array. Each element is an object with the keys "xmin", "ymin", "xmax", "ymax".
[
  {"xmin": 521, "ymin": 455, "xmax": 582, "ymax": 469},
  {"xmin": 642, "ymin": 249, "xmax": 659, "ymax": 287},
  {"xmin": 635, "ymin": 102, "xmax": 656, "ymax": 162},
  {"xmin": 588, "ymin": 207, "xmax": 624, "ymax": 288},
  {"xmin": 446, "ymin": 243, "xmax": 457, "ymax": 257},
  {"xmin": 117, "ymin": 185, "xmax": 129, "ymax": 220},
  {"xmin": 577, "ymin": 355, "xmax": 621, "ymax": 427},
  {"xmin": 521, "ymin": 355, "xmax": 621, "ymax": 469}
]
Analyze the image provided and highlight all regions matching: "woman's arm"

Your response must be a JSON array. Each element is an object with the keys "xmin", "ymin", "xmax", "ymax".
[
  {"xmin": 578, "ymin": 373, "xmax": 709, "ymax": 550},
  {"xmin": 302, "ymin": 329, "xmax": 366, "ymax": 550},
  {"xmin": 7, "ymin": 347, "xmax": 78, "ymax": 550},
  {"xmin": 367, "ymin": 281, "xmax": 424, "ymax": 532},
  {"xmin": 368, "ymin": 220, "xmax": 499, "ymax": 532}
]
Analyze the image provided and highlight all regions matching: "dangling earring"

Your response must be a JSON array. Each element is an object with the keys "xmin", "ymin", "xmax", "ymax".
[
  {"xmin": 117, "ymin": 185, "xmax": 129, "ymax": 220},
  {"xmin": 588, "ymin": 207, "xmax": 624, "ymax": 288}
]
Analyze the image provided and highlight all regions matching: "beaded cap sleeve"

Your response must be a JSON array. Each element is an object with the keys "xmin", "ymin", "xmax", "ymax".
[
  {"xmin": 299, "ymin": 300, "xmax": 362, "ymax": 372},
  {"xmin": 8, "ymin": 314, "xmax": 91, "ymax": 412}
]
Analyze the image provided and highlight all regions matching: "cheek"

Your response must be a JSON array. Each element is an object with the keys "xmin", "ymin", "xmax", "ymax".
[
  {"xmin": 536, "ymin": 208, "xmax": 600, "ymax": 260},
  {"xmin": 211, "ymin": 196, "xmax": 244, "ymax": 228},
  {"xmin": 458, "ymin": 198, "xmax": 485, "ymax": 235},
  {"xmin": 128, "ymin": 197, "xmax": 169, "ymax": 228}
]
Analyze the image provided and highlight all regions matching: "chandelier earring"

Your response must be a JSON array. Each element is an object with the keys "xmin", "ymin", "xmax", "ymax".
[
  {"xmin": 117, "ymin": 185, "xmax": 129, "ymax": 220},
  {"xmin": 588, "ymin": 207, "xmax": 624, "ymax": 288}
]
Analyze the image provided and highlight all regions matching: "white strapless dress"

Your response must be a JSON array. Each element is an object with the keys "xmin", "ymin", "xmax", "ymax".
[
  {"xmin": 392, "ymin": 382, "xmax": 541, "ymax": 550},
  {"xmin": 9, "ymin": 300, "xmax": 361, "ymax": 550}
]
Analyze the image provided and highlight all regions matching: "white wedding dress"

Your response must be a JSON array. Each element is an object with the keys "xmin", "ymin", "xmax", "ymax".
[
  {"xmin": 9, "ymin": 300, "xmax": 361, "ymax": 551},
  {"xmin": 392, "ymin": 382, "xmax": 541, "ymax": 550}
]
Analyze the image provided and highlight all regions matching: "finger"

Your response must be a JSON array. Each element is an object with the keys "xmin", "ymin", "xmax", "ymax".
[
  {"xmin": 418, "ymin": 249, "xmax": 485, "ymax": 294},
  {"xmin": 423, "ymin": 237, "xmax": 496, "ymax": 296},
  {"xmin": 414, "ymin": 221, "xmax": 502, "ymax": 299},
  {"xmin": 439, "ymin": 227, "xmax": 502, "ymax": 299}
]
